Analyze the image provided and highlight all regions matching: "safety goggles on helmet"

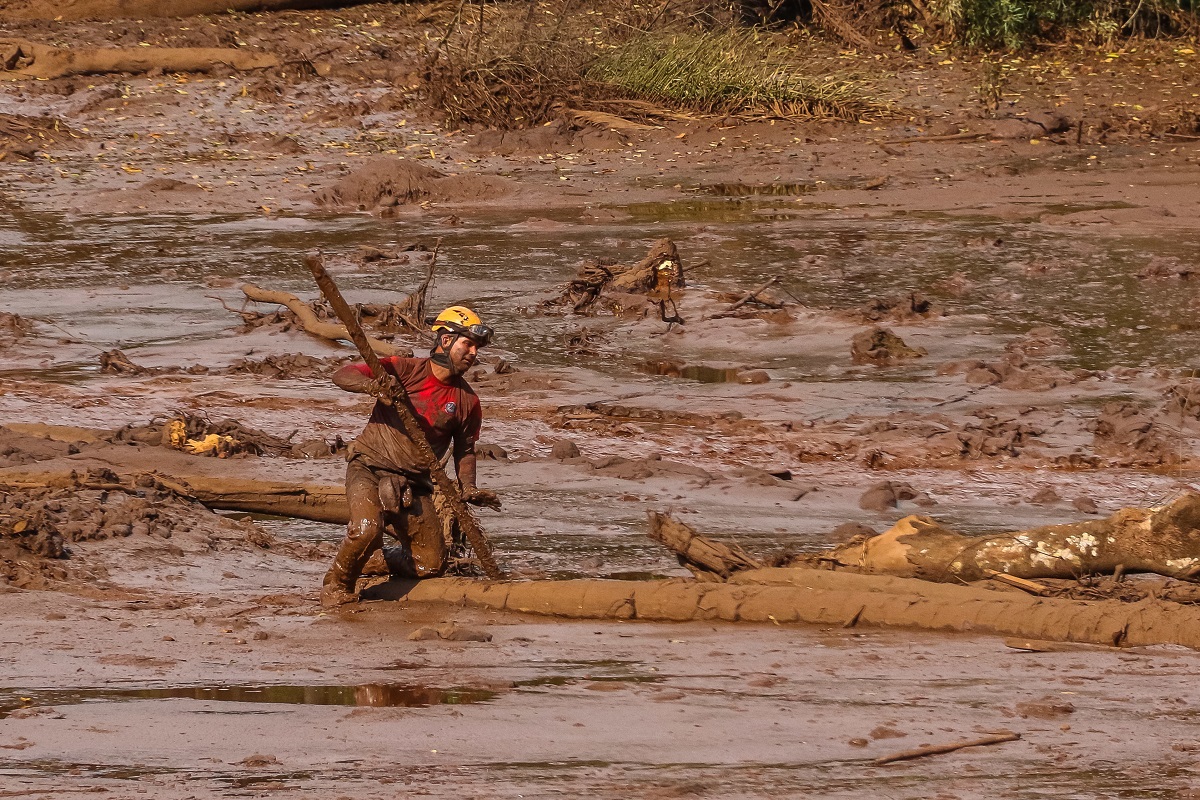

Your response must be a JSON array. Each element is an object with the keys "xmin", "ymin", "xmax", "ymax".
[{"xmin": 438, "ymin": 321, "xmax": 494, "ymax": 347}]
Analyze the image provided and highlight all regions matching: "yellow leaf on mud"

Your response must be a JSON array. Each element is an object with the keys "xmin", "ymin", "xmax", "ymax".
[
  {"xmin": 121, "ymin": 164, "xmax": 142, "ymax": 173},
  {"xmin": 1179, "ymin": 48, "xmax": 1194, "ymax": 55},
  {"xmin": 13, "ymin": 520, "xmax": 28, "ymax": 533},
  {"xmin": 260, "ymin": 206, "xmax": 271, "ymax": 213}
]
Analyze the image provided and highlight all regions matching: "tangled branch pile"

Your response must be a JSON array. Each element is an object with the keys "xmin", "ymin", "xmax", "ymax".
[{"xmin": 421, "ymin": 0, "xmax": 879, "ymax": 127}]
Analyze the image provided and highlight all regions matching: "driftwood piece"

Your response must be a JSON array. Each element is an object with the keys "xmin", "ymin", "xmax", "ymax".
[
  {"xmin": 0, "ymin": 39, "xmax": 279, "ymax": 80},
  {"xmin": 647, "ymin": 511, "xmax": 761, "ymax": 579},
  {"xmin": 822, "ymin": 493, "xmax": 1200, "ymax": 582},
  {"xmin": 240, "ymin": 283, "xmax": 405, "ymax": 356},
  {"xmin": 873, "ymin": 733, "xmax": 1021, "ymax": 765}
]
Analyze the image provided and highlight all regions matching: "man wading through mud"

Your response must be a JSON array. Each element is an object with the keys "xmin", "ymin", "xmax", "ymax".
[{"xmin": 321, "ymin": 306, "xmax": 501, "ymax": 608}]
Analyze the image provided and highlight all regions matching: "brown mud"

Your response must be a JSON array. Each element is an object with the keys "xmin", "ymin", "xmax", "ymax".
[{"xmin": 2, "ymin": 3, "xmax": 1200, "ymax": 797}]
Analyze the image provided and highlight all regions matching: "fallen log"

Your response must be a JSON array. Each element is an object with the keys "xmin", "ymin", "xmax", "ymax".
[
  {"xmin": 240, "ymin": 283, "xmax": 405, "ymax": 357},
  {"xmin": 380, "ymin": 569, "xmax": 1200, "ymax": 650},
  {"xmin": 822, "ymin": 493, "xmax": 1200, "ymax": 583},
  {"xmin": 1, "ymin": 39, "xmax": 279, "ymax": 80},
  {"xmin": 0, "ymin": 439, "xmax": 348, "ymax": 524},
  {"xmin": 4, "ymin": 1, "xmax": 375, "ymax": 22}
]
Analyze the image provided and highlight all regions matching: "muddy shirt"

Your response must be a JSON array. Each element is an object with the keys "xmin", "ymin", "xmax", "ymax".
[{"xmin": 347, "ymin": 357, "xmax": 482, "ymax": 476}]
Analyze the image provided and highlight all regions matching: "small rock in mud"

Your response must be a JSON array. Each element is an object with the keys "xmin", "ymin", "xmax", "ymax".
[
  {"xmin": 239, "ymin": 754, "xmax": 280, "ymax": 767},
  {"xmin": 408, "ymin": 627, "xmax": 441, "ymax": 641},
  {"xmin": 436, "ymin": 623, "xmax": 492, "ymax": 642},
  {"xmin": 550, "ymin": 439, "xmax": 581, "ymax": 460},
  {"xmin": 847, "ymin": 293, "xmax": 937, "ymax": 324},
  {"xmin": 1015, "ymin": 697, "xmax": 1076, "ymax": 718},
  {"xmin": 868, "ymin": 726, "xmax": 907, "ymax": 740},
  {"xmin": 851, "ymin": 327, "xmax": 927, "ymax": 366},
  {"xmin": 313, "ymin": 157, "xmax": 510, "ymax": 210},
  {"xmin": 1072, "ymin": 496, "xmax": 1099, "ymax": 514},
  {"xmin": 1090, "ymin": 402, "xmax": 1179, "ymax": 465},
  {"xmin": 1028, "ymin": 487, "xmax": 1061, "ymax": 505},
  {"xmin": 830, "ymin": 522, "xmax": 878, "ymax": 540},
  {"xmin": 848, "ymin": 738, "xmax": 870, "ymax": 747},
  {"xmin": 408, "ymin": 623, "xmax": 492, "ymax": 642},
  {"xmin": 476, "ymin": 443, "xmax": 509, "ymax": 461},
  {"xmin": 737, "ymin": 369, "xmax": 770, "ymax": 384},
  {"xmin": 1136, "ymin": 256, "xmax": 1193, "ymax": 281},
  {"xmin": 858, "ymin": 481, "xmax": 918, "ymax": 512},
  {"xmin": 0, "ymin": 312, "xmax": 33, "ymax": 346}
]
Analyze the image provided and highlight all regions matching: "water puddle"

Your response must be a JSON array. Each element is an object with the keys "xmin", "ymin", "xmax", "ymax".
[
  {"xmin": 701, "ymin": 182, "xmax": 817, "ymax": 197},
  {"xmin": 0, "ymin": 683, "xmax": 498, "ymax": 716}
]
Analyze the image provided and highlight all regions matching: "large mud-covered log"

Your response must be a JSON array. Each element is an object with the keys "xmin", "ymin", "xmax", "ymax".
[
  {"xmin": 0, "ymin": 434, "xmax": 348, "ymax": 524},
  {"xmin": 3, "ymin": 1, "xmax": 373, "ymax": 21},
  {"xmin": 824, "ymin": 493, "xmax": 1200, "ymax": 582},
  {"xmin": 385, "ymin": 569, "xmax": 1200, "ymax": 650},
  {"xmin": 1, "ymin": 39, "xmax": 279, "ymax": 80}
]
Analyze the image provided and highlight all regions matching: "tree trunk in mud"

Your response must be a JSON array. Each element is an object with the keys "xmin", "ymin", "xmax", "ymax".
[
  {"xmin": 823, "ymin": 492, "xmax": 1200, "ymax": 582},
  {"xmin": 1, "ymin": 40, "xmax": 279, "ymax": 80},
  {"xmin": 386, "ymin": 571, "xmax": 1200, "ymax": 650},
  {"xmin": 1, "ymin": 469, "xmax": 347, "ymax": 524},
  {"xmin": 3, "ymin": 0, "xmax": 376, "ymax": 22}
]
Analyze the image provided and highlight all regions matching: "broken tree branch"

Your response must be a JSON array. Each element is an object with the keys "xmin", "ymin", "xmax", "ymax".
[
  {"xmin": 239, "ymin": 283, "xmax": 405, "ymax": 356},
  {"xmin": 725, "ymin": 275, "xmax": 783, "ymax": 313},
  {"xmin": 874, "ymin": 733, "xmax": 1021, "ymax": 765},
  {"xmin": 648, "ymin": 511, "xmax": 762, "ymax": 579}
]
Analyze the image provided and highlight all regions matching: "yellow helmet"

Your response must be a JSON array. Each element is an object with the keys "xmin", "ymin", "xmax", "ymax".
[{"xmin": 431, "ymin": 306, "xmax": 493, "ymax": 346}]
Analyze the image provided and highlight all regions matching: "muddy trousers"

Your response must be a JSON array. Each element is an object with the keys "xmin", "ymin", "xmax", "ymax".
[{"xmin": 322, "ymin": 459, "xmax": 449, "ymax": 593}]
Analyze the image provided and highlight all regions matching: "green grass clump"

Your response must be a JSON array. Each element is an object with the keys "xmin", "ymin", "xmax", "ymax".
[
  {"xmin": 586, "ymin": 29, "xmax": 879, "ymax": 121},
  {"xmin": 932, "ymin": 0, "xmax": 1198, "ymax": 48}
]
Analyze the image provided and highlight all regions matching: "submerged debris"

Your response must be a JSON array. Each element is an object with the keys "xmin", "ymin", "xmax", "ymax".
[
  {"xmin": 547, "ymin": 238, "xmax": 684, "ymax": 314},
  {"xmin": 0, "ymin": 473, "xmax": 271, "ymax": 589},
  {"xmin": 850, "ymin": 327, "xmax": 927, "ymax": 366}
]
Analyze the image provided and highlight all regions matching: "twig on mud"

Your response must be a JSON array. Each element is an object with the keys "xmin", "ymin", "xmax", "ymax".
[
  {"xmin": 723, "ymin": 275, "xmax": 783, "ymax": 313},
  {"xmin": 207, "ymin": 293, "xmax": 260, "ymax": 323},
  {"xmin": 427, "ymin": 0, "xmax": 471, "ymax": 71},
  {"xmin": 984, "ymin": 569, "xmax": 1050, "ymax": 595},
  {"xmin": 881, "ymin": 131, "xmax": 984, "ymax": 145},
  {"xmin": 873, "ymin": 732, "xmax": 1021, "ymax": 765}
]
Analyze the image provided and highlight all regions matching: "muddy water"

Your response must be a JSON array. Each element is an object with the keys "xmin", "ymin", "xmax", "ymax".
[
  {"xmin": 3, "ymin": 204, "xmax": 1199, "ymax": 373},
  {"xmin": 4, "ymin": 203, "xmax": 1199, "ymax": 576}
]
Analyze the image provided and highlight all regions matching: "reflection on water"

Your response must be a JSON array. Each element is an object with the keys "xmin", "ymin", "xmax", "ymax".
[{"xmin": 0, "ymin": 683, "xmax": 497, "ymax": 716}]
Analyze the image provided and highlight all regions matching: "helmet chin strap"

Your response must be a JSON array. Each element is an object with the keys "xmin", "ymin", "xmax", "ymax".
[{"xmin": 430, "ymin": 334, "xmax": 460, "ymax": 373}]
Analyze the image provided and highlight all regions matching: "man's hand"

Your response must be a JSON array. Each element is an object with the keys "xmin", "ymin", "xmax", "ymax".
[
  {"xmin": 366, "ymin": 373, "xmax": 400, "ymax": 405},
  {"xmin": 462, "ymin": 487, "xmax": 501, "ymax": 511}
]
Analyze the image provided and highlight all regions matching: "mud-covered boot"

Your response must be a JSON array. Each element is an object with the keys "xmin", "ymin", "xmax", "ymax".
[
  {"xmin": 320, "ymin": 584, "xmax": 358, "ymax": 609},
  {"xmin": 321, "ymin": 551, "xmax": 363, "ymax": 608}
]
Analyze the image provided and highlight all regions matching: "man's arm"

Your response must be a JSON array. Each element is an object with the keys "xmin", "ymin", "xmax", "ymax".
[
  {"xmin": 333, "ymin": 360, "xmax": 397, "ymax": 401},
  {"xmin": 454, "ymin": 412, "xmax": 500, "ymax": 510}
]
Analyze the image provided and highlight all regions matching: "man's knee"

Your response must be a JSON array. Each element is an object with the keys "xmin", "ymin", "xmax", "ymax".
[{"xmin": 345, "ymin": 514, "xmax": 382, "ymax": 543}]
